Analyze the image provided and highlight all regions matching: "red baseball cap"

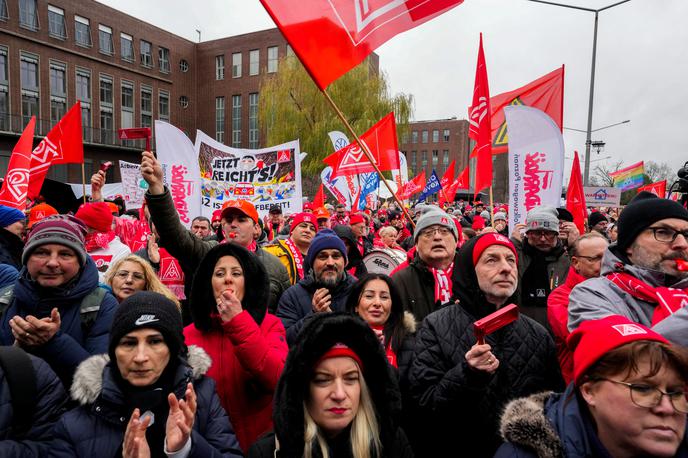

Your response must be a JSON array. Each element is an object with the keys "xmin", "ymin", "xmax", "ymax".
[
  {"xmin": 314, "ymin": 207, "xmax": 330, "ymax": 220},
  {"xmin": 28, "ymin": 203, "xmax": 58, "ymax": 229},
  {"xmin": 220, "ymin": 200, "xmax": 259, "ymax": 225}
]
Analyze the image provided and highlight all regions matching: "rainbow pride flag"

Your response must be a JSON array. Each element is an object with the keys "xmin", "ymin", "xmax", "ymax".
[{"xmin": 609, "ymin": 161, "xmax": 645, "ymax": 191}]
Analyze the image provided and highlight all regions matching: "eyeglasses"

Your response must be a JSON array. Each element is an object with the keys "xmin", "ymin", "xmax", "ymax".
[
  {"xmin": 527, "ymin": 230, "xmax": 557, "ymax": 239},
  {"xmin": 115, "ymin": 270, "xmax": 145, "ymax": 281},
  {"xmin": 419, "ymin": 226, "xmax": 453, "ymax": 239},
  {"xmin": 597, "ymin": 378, "xmax": 688, "ymax": 413},
  {"xmin": 575, "ymin": 254, "xmax": 604, "ymax": 263},
  {"xmin": 647, "ymin": 226, "xmax": 688, "ymax": 244}
]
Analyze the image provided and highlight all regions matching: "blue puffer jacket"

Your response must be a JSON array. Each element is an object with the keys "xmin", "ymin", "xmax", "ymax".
[
  {"xmin": 276, "ymin": 272, "xmax": 356, "ymax": 345},
  {"xmin": 0, "ymin": 257, "xmax": 119, "ymax": 386},
  {"xmin": 495, "ymin": 384, "xmax": 688, "ymax": 458},
  {"xmin": 0, "ymin": 351, "xmax": 67, "ymax": 457},
  {"xmin": 50, "ymin": 346, "xmax": 243, "ymax": 458}
]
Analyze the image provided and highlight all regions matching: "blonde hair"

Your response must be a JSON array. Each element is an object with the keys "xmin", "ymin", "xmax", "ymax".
[
  {"xmin": 302, "ymin": 365, "xmax": 382, "ymax": 458},
  {"xmin": 104, "ymin": 254, "xmax": 181, "ymax": 310}
]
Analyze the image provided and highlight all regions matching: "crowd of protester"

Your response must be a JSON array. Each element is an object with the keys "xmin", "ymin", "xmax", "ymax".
[{"xmin": 0, "ymin": 150, "xmax": 687, "ymax": 457}]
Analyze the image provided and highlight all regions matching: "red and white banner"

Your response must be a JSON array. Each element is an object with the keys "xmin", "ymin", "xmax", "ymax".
[
  {"xmin": 0, "ymin": 117, "xmax": 35, "ymax": 209},
  {"xmin": 456, "ymin": 166, "xmax": 469, "ymax": 189},
  {"xmin": 323, "ymin": 112, "xmax": 400, "ymax": 179},
  {"xmin": 397, "ymin": 171, "xmax": 426, "ymax": 200},
  {"xmin": 155, "ymin": 121, "xmax": 202, "ymax": 228},
  {"xmin": 469, "ymin": 34, "xmax": 493, "ymax": 197},
  {"xmin": 505, "ymin": 106, "xmax": 565, "ymax": 232},
  {"xmin": 566, "ymin": 151, "xmax": 587, "ymax": 235},
  {"xmin": 637, "ymin": 180, "xmax": 667, "ymax": 198},
  {"xmin": 260, "ymin": 0, "xmax": 464, "ymax": 89}
]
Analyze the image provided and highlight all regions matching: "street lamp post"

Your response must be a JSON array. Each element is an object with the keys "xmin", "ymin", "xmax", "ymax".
[{"xmin": 528, "ymin": 0, "xmax": 632, "ymax": 186}]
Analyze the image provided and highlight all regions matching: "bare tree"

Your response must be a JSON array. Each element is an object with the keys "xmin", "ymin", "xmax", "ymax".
[
  {"xmin": 645, "ymin": 161, "xmax": 675, "ymax": 184},
  {"xmin": 590, "ymin": 160, "xmax": 624, "ymax": 187}
]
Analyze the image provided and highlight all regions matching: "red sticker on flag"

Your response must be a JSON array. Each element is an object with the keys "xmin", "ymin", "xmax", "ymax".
[{"xmin": 277, "ymin": 149, "xmax": 291, "ymax": 162}]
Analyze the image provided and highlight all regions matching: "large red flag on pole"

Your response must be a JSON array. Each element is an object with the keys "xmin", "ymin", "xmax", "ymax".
[
  {"xmin": 28, "ymin": 102, "xmax": 84, "ymax": 200},
  {"xmin": 259, "ymin": 0, "xmax": 464, "ymax": 90},
  {"xmin": 637, "ymin": 180, "xmax": 667, "ymax": 198},
  {"xmin": 397, "ymin": 171, "xmax": 426, "ymax": 200},
  {"xmin": 312, "ymin": 183, "xmax": 325, "ymax": 208},
  {"xmin": 469, "ymin": 34, "xmax": 492, "ymax": 198},
  {"xmin": 0, "ymin": 117, "xmax": 36, "ymax": 209},
  {"xmin": 323, "ymin": 113, "xmax": 400, "ymax": 179},
  {"xmin": 566, "ymin": 151, "xmax": 587, "ymax": 235},
  {"xmin": 456, "ymin": 166, "xmax": 469, "ymax": 189},
  {"xmin": 439, "ymin": 179, "xmax": 460, "ymax": 207},
  {"xmin": 440, "ymin": 160, "xmax": 456, "ymax": 188}
]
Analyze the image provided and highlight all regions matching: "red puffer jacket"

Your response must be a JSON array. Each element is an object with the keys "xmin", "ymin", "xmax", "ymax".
[{"xmin": 184, "ymin": 311, "xmax": 287, "ymax": 452}]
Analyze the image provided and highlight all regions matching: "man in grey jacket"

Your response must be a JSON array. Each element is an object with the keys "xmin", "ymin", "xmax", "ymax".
[{"xmin": 568, "ymin": 192, "xmax": 688, "ymax": 345}]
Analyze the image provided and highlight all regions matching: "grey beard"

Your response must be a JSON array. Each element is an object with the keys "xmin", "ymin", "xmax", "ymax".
[{"xmin": 316, "ymin": 270, "xmax": 344, "ymax": 288}]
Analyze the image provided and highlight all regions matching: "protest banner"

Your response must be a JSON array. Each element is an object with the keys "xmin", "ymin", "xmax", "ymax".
[
  {"xmin": 320, "ymin": 166, "xmax": 349, "ymax": 206},
  {"xmin": 196, "ymin": 130, "xmax": 302, "ymax": 218},
  {"xmin": 584, "ymin": 186, "xmax": 622, "ymax": 207},
  {"xmin": 506, "ymin": 106, "xmax": 565, "ymax": 231},
  {"xmin": 118, "ymin": 160, "xmax": 148, "ymax": 209}
]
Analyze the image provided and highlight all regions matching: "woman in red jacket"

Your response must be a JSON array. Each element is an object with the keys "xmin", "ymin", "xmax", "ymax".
[{"xmin": 183, "ymin": 243, "xmax": 288, "ymax": 452}]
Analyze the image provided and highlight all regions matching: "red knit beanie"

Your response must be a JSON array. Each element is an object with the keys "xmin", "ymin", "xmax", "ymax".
[
  {"xmin": 75, "ymin": 202, "xmax": 114, "ymax": 233},
  {"xmin": 568, "ymin": 315, "xmax": 669, "ymax": 386},
  {"xmin": 349, "ymin": 213, "xmax": 365, "ymax": 225},
  {"xmin": 472, "ymin": 233, "xmax": 518, "ymax": 266},
  {"xmin": 290, "ymin": 212, "xmax": 318, "ymax": 234}
]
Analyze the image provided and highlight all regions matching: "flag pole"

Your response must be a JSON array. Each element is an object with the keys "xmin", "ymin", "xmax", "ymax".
[
  {"xmin": 489, "ymin": 186, "xmax": 495, "ymax": 228},
  {"xmin": 320, "ymin": 89, "xmax": 415, "ymax": 227},
  {"xmin": 81, "ymin": 162, "xmax": 87, "ymax": 204}
]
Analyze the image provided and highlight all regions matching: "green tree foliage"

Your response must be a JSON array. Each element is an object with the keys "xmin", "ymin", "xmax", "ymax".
[{"xmin": 258, "ymin": 56, "xmax": 413, "ymax": 196}]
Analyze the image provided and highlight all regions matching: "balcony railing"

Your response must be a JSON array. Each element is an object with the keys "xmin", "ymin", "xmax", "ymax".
[{"xmin": 0, "ymin": 112, "xmax": 147, "ymax": 149}]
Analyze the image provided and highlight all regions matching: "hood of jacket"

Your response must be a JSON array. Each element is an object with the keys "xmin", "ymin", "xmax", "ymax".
[
  {"xmin": 13, "ymin": 256, "xmax": 101, "ymax": 312},
  {"xmin": 602, "ymin": 243, "xmax": 688, "ymax": 289},
  {"xmin": 500, "ymin": 390, "xmax": 564, "ymax": 458},
  {"xmin": 189, "ymin": 243, "xmax": 269, "ymax": 331},
  {"xmin": 273, "ymin": 313, "xmax": 402, "ymax": 457},
  {"xmin": 70, "ymin": 345, "xmax": 211, "ymax": 406}
]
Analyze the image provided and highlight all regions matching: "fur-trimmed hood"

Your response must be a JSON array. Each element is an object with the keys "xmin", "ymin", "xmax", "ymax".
[
  {"xmin": 500, "ymin": 391, "xmax": 563, "ymax": 458},
  {"xmin": 402, "ymin": 311, "xmax": 417, "ymax": 333},
  {"xmin": 70, "ymin": 345, "xmax": 211, "ymax": 405}
]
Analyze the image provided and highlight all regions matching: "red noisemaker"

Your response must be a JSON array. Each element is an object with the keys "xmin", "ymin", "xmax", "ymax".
[
  {"xmin": 118, "ymin": 127, "xmax": 152, "ymax": 151},
  {"xmin": 677, "ymin": 259, "xmax": 688, "ymax": 272},
  {"xmin": 228, "ymin": 232, "xmax": 237, "ymax": 239},
  {"xmin": 474, "ymin": 304, "xmax": 519, "ymax": 345}
]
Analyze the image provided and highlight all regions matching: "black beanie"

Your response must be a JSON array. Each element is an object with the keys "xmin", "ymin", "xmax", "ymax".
[
  {"xmin": 108, "ymin": 291, "xmax": 185, "ymax": 362},
  {"xmin": 617, "ymin": 191, "xmax": 688, "ymax": 253},
  {"xmin": 588, "ymin": 211, "xmax": 608, "ymax": 229}
]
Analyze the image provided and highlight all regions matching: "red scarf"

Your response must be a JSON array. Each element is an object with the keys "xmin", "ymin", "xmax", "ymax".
[
  {"xmin": 607, "ymin": 272, "xmax": 688, "ymax": 325},
  {"xmin": 85, "ymin": 231, "xmax": 116, "ymax": 253},
  {"xmin": 284, "ymin": 238, "xmax": 305, "ymax": 280},
  {"xmin": 431, "ymin": 262, "xmax": 454, "ymax": 304},
  {"xmin": 371, "ymin": 325, "xmax": 398, "ymax": 368}
]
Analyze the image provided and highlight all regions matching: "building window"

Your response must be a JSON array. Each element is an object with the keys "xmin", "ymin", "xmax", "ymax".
[
  {"xmin": 232, "ymin": 52, "xmax": 241, "ymax": 78},
  {"xmin": 421, "ymin": 130, "xmax": 428, "ymax": 143},
  {"xmin": 49, "ymin": 63, "xmax": 66, "ymax": 127},
  {"xmin": 249, "ymin": 92, "xmax": 259, "ymax": 148},
  {"xmin": 215, "ymin": 55, "xmax": 224, "ymax": 80},
  {"xmin": 0, "ymin": 48, "xmax": 8, "ymax": 131},
  {"xmin": 443, "ymin": 150, "xmax": 449, "ymax": 166},
  {"xmin": 179, "ymin": 59, "xmax": 189, "ymax": 72},
  {"xmin": 286, "ymin": 44, "xmax": 294, "ymax": 57},
  {"xmin": 159, "ymin": 47, "xmax": 170, "ymax": 73},
  {"xmin": 432, "ymin": 129, "xmax": 439, "ymax": 143},
  {"xmin": 158, "ymin": 90, "xmax": 169, "ymax": 121},
  {"xmin": 215, "ymin": 96, "xmax": 225, "ymax": 143},
  {"xmin": 411, "ymin": 151, "xmax": 417, "ymax": 174},
  {"xmin": 98, "ymin": 24, "xmax": 113, "ymax": 55},
  {"xmin": 411, "ymin": 131, "xmax": 418, "ymax": 143},
  {"xmin": 140, "ymin": 40, "xmax": 152, "ymax": 68},
  {"xmin": 443, "ymin": 129, "xmax": 450, "ymax": 142},
  {"xmin": 120, "ymin": 33, "xmax": 134, "ymax": 62},
  {"xmin": 141, "ymin": 86, "xmax": 152, "ymax": 129},
  {"xmin": 179, "ymin": 95, "xmax": 188, "ymax": 109},
  {"xmin": 267, "ymin": 46, "xmax": 278, "ymax": 73},
  {"xmin": 76, "ymin": 70, "xmax": 91, "ymax": 140},
  {"xmin": 232, "ymin": 94, "xmax": 241, "ymax": 147},
  {"xmin": 48, "ymin": 5, "xmax": 66, "ymax": 39},
  {"xmin": 121, "ymin": 81, "xmax": 134, "ymax": 129},
  {"xmin": 75, "ymin": 15, "xmax": 92, "ymax": 47},
  {"xmin": 249, "ymin": 49, "xmax": 259, "ymax": 76},
  {"xmin": 19, "ymin": 0, "xmax": 38, "ymax": 30},
  {"xmin": 401, "ymin": 133, "xmax": 408, "ymax": 144},
  {"xmin": 421, "ymin": 151, "xmax": 427, "ymax": 168},
  {"xmin": 99, "ymin": 75, "xmax": 113, "ymax": 144},
  {"xmin": 20, "ymin": 53, "xmax": 39, "ymax": 128},
  {"xmin": 0, "ymin": 0, "xmax": 7, "ymax": 21},
  {"xmin": 432, "ymin": 150, "xmax": 438, "ymax": 167}
]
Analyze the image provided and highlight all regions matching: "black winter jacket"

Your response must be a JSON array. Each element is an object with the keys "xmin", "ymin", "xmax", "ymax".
[
  {"xmin": 407, "ymin": 235, "xmax": 564, "ymax": 457},
  {"xmin": 0, "ymin": 228, "xmax": 23, "ymax": 270},
  {"xmin": 50, "ymin": 346, "xmax": 243, "ymax": 458}
]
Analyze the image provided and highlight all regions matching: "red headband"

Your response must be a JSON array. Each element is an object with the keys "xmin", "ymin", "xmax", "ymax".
[
  {"xmin": 316, "ymin": 343, "xmax": 364, "ymax": 370},
  {"xmin": 472, "ymin": 233, "xmax": 518, "ymax": 266}
]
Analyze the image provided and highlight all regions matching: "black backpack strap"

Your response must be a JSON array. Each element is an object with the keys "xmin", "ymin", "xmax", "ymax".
[
  {"xmin": 80, "ymin": 286, "xmax": 107, "ymax": 336},
  {"xmin": 0, "ymin": 346, "xmax": 37, "ymax": 437}
]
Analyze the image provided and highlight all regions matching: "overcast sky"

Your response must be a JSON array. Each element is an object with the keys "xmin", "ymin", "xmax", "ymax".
[{"xmin": 99, "ymin": 0, "xmax": 688, "ymax": 185}]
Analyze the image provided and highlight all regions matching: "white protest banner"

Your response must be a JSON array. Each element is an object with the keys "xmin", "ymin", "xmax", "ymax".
[
  {"xmin": 118, "ymin": 160, "xmax": 148, "ymax": 208},
  {"xmin": 155, "ymin": 121, "xmax": 201, "ymax": 228},
  {"xmin": 196, "ymin": 130, "xmax": 302, "ymax": 218},
  {"xmin": 506, "ymin": 106, "xmax": 565, "ymax": 231},
  {"xmin": 320, "ymin": 166, "xmax": 349, "ymax": 206},
  {"xmin": 583, "ymin": 186, "xmax": 622, "ymax": 207},
  {"xmin": 327, "ymin": 130, "xmax": 357, "ymax": 207}
]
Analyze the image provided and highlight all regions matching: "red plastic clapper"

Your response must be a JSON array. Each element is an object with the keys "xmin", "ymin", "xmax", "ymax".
[{"xmin": 473, "ymin": 304, "xmax": 519, "ymax": 345}]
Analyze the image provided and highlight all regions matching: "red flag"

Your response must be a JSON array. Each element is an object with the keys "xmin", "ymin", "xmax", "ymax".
[
  {"xmin": 469, "ymin": 34, "xmax": 492, "ymax": 197},
  {"xmin": 260, "ymin": 0, "xmax": 464, "ymax": 90},
  {"xmin": 397, "ymin": 171, "xmax": 426, "ymax": 200},
  {"xmin": 440, "ymin": 160, "xmax": 456, "ymax": 188},
  {"xmin": 323, "ymin": 112, "xmax": 400, "ymax": 179},
  {"xmin": 638, "ymin": 180, "xmax": 667, "ymax": 198},
  {"xmin": 313, "ymin": 183, "xmax": 325, "ymax": 208},
  {"xmin": 471, "ymin": 66, "xmax": 564, "ymax": 158},
  {"xmin": 456, "ymin": 166, "xmax": 469, "ymax": 189},
  {"xmin": 0, "ymin": 117, "xmax": 36, "ymax": 209},
  {"xmin": 28, "ymin": 102, "xmax": 84, "ymax": 200},
  {"xmin": 439, "ymin": 179, "xmax": 460, "ymax": 207},
  {"xmin": 566, "ymin": 151, "xmax": 587, "ymax": 235}
]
